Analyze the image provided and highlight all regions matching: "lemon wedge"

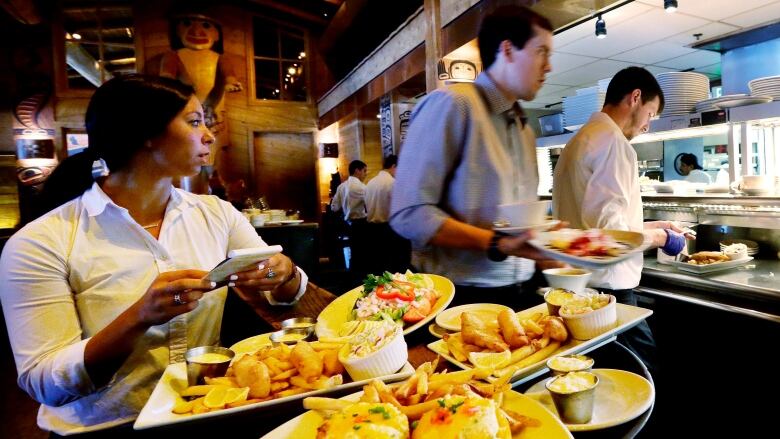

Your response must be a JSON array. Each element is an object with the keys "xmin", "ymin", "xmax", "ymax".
[
  {"xmin": 469, "ymin": 350, "xmax": 511, "ymax": 370},
  {"xmin": 223, "ymin": 387, "xmax": 249, "ymax": 406},
  {"xmin": 203, "ymin": 386, "xmax": 229, "ymax": 409}
]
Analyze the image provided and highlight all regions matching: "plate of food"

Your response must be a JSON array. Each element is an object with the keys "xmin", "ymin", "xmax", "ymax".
[
  {"xmin": 524, "ymin": 369, "xmax": 654, "ymax": 431},
  {"xmin": 134, "ymin": 337, "xmax": 415, "ymax": 430},
  {"xmin": 528, "ymin": 229, "xmax": 650, "ymax": 269},
  {"xmin": 667, "ymin": 251, "xmax": 753, "ymax": 274},
  {"xmin": 261, "ymin": 360, "xmax": 573, "ymax": 438},
  {"xmin": 315, "ymin": 271, "xmax": 454, "ymax": 339},
  {"xmin": 427, "ymin": 302, "xmax": 652, "ymax": 386}
]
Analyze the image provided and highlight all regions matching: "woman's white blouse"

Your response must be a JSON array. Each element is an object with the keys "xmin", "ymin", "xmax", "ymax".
[{"xmin": 0, "ymin": 183, "xmax": 306, "ymax": 434}]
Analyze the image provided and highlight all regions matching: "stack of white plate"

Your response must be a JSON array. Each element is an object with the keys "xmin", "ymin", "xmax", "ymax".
[
  {"xmin": 749, "ymin": 75, "xmax": 780, "ymax": 99},
  {"xmin": 695, "ymin": 94, "xmax": 747, "ymax": 113},
  {"xmin": 563, "ymin": 88, "xmax": 605, "ymax": 129},
  {"xmin": 656, "ymin": 72, "xmax": 710, "ymax": 116},
  {"xmin": 719, "ymin": 239, "xmax": 759, "ymax": 256}
]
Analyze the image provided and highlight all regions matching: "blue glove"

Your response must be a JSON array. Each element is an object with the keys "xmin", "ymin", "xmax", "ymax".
[{"xmin": 661, "ymin": 229, "xmax": 685, "ymax": 256}]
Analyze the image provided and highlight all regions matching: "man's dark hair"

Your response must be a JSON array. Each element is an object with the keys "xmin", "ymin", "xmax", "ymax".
[
  {"xmin": 382, "ymin": 154, "xmax": 398, "ymax": 169},
  {"xmin": 349, "ymin": 160, "xmax": 367, "ymax": 175},
  {"xmin": 680, "ymin": 153, "xmax": 702, "ymax": 170},
  {"xmin": 604, "ymin": 66, "xmax": 665, "ymax": 114},
  {"xmin": 478, "ymin": 5, "xmax": 553, "ymax": 68}
]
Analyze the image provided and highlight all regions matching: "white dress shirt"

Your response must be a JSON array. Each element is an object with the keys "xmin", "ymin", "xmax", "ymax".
[
  {"xmin": 552, "ymin": 112, "xmax": 643, "ymax": 290},
  {"xmin": 685, "ymin": 169, "xmax": 712, "ymax": 184},
  {"xmin": 365, "ymin": 170, "xmax": 394, "ymax": 223},
  {"xmin": 331, "ymin": 176, "xmax": 367, "ymax": 221},
  {"xmin": 0, "ymin": 183, "xmax": 307, "ymax": 434}
]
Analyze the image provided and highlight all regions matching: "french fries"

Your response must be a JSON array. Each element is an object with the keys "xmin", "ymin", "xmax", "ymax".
[{"xmin": 172, "ymin": 342, "xmax": 345, "ymax": 415}]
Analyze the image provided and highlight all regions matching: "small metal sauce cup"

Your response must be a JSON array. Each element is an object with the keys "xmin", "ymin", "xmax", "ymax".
[
  {"xmin": 280, "ymin": 317, "xmax": 316, "ymax": 330},
  {"xmin": 546, "ymin": 354, "xmax": 595, "ymax": 376},
  {"xmin": 185, "ymin": 346, "xmax": 235, "ymax": 386},
  {"xmin": 269, "ymin": 327, "xmax": 313, "ymax": 346},
  {"xmin": 545, "ymin": 372, "xmax": 599, "ymax": 424}
]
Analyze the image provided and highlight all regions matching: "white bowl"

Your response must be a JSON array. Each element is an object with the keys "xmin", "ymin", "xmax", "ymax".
[
  {"xmin": 496, "ymin": 200, "xmax": 550, "ymax": 227},
  {"xmin": 542, "ymin": 268, "xmax": 592, "ymax": 294},
  {"xmin": 338, "ymin": 326, "xmax": 408, "ymax": 381},
  {"xmin": 559, "ymin": 294, "xmax": 617, "ymax": 340}
]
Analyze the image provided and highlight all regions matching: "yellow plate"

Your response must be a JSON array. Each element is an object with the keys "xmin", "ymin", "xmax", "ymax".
[
  {"xmin": 315, "ymin": 274, "xmax": 455, "ymax": 338},
  {"xmin": 228, "ymin": 332, "xmax": 272, "ymax": 357},
  {"xmin": 260, "ymin": 389, "xmax": 573, "ymax": 438},
  {"xmin": 524, "ymin": 368, "xmax": 654, "ymax": 431}
]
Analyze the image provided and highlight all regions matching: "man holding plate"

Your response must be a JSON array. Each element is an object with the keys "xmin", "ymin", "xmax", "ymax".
[
  {"xmin": 553, "ymin": 66, "xmax": 690, "ymax": 373},
  {"xmin": 391, "ymin": 6, "xmax": 561, "ymax": 307}
]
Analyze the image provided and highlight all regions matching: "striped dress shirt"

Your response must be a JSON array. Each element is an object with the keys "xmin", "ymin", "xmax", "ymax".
[{"xmin": 390, "ymin": 73, "xmax": 539, "ymax": 287}]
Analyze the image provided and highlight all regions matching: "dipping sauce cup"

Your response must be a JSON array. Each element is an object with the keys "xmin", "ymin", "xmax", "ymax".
[{"xmin": 185, "ymin": 346, "xmax": 235, "ymax": 386}]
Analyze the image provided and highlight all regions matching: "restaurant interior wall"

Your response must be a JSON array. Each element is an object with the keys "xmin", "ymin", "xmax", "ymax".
[{"xmin": 134, "ymin": 0, "xmax": 326, "ymax": 206}]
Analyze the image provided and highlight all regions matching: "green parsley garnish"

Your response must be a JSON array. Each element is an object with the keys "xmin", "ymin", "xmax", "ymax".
[
  {"xmin": 411, "ymin": 420, "xmax": 420, "ymax": 429},
  {"xmin": 353, "ymin": 425, "xmax": 361, "ymax": 430},
  {"xmin": 363, "ymin": 272, "xmax": 394, "ymax": 294},
  {"xmin": 449, "ymin": 400, "xmax": 465, "ymax": 414},
  {"xmin": 437, "ymin": 399, "xmax": 446, "ymax": 408},
  {"xmin": 368, "ymin": 406, "xmax": 391, "ymax": 419}
]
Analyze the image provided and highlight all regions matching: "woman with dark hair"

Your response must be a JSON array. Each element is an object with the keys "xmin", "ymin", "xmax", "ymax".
[
  {"xmin": 0, "ymin": 74, "xmax": 306, "ymax": 435},
  {"xmin": 679, "ymin": 152, "xmax": 712, "ymax": 183}
]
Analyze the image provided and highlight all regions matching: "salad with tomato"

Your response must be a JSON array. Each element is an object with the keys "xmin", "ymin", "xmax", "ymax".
[{"xmin": 353, "ymin": 271, "xmax": 439, "ymax": 324}]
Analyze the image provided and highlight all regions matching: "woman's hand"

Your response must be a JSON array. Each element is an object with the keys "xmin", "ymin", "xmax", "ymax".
[
  {"xmin": 230, "ymin": 254, "xmax": 300, "ymax": 305},
  {"xmin": 132, "ymin": 269, "xmax": 215, "ymax": 326},
  {"xmin": 86, "ymin": 269, "xmax": 215, "ymax": 387}
]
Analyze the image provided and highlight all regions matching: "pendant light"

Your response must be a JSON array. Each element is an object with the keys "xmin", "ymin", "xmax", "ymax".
[{"xmin": 664, "ymin": 0, "xmax": 678, "ymax": 13}]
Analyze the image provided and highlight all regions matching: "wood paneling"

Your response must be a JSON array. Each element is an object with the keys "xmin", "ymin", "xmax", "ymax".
[
  {"xmin": 133, "ymin": 0, "xmax": 320, "ymax": 202},
  {"xmin": 360, "ymin": 119, "xmax": 382, "ymax": 181},
  {"xmin": 318, "ymin": 44, "xmax": 425, "ymax": 129},
  {"xmin": 253, "ymin": 132, "xmax": 318, "ymax": 221}
]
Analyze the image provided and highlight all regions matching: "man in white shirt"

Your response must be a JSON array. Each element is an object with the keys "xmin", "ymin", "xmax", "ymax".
[
  {"xmin": 331, "ymin": 160, "xmax": 368, "ymax": 277},
  {"xmin": 365, "ymin": 155, "xmax": 409, "ymax": 273},
  {"xmin": 553, "ymin": 66, "xmax": 687, "ymax": 373},
  {"xmin": 679, "ymin": 153, "xmax": 712, "ymax": 184}
]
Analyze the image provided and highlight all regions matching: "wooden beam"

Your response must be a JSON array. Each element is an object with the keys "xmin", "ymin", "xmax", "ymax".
[
  {"xmin": 0, "ymin": 0, "xmax": 43, "ymax": 24},
  {"xmin": 318, "ymin": 0, "xmax": 368, "ymax": 55},
  {"xmin": 248, "ymin": 0, "xmax": 328, "ymax": 26},
  {"xmin": 318, "ymin": 44, "xmax": 425, "ymax": 129},
  {"xmin": 424, "ymin": 0, "xmax": 442, "ymax": 93}
]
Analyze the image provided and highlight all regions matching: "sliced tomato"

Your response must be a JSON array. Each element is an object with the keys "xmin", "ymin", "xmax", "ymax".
[
  {"xmin": 403, "ymin": 307, "xmax": 427, "ymax": 323},
  {"xmin": 423, "ymin": 289, "xmax": 437, "ymax": 304}
]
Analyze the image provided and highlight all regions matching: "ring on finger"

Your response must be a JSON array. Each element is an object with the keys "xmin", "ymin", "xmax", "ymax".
[
  {"xmin": 174, "ymin": 293, "xmax": 184, "ymax": 306},
  {"xmin": 265, "ymin": 268, "xmax": 276, "ymax": 279}
]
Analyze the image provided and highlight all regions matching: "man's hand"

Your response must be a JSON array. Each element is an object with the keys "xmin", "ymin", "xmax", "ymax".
[{"xmin": 497, "ymin": 231, "xmax": 563, "ymax": 267}]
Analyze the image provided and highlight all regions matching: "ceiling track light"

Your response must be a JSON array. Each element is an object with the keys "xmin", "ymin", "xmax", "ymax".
[
  {"xmin": 595, "ymin": 14, "xmax": 606, "ymax": 39},
  {"xmin": 665, "ymin": 0, "xmax": 678, "ymax": 13}
]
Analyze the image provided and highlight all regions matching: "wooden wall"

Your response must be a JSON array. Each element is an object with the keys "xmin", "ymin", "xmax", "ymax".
[
  {"xmin": 335, "ymin": 116, "xmax": 383, "ymax": 178},
  {"xmin": 134, "ymin": 0, "xmax": 322, "ymax": 195}
]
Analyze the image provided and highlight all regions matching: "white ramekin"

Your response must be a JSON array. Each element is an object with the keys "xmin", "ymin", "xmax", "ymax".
[
  {"xmin": 559, "ymin": 294, "xmax": 618, "ymax": 340},
  {"xmin": 338, "ymin": 326, "xmax": 408, "ymax": 381}
]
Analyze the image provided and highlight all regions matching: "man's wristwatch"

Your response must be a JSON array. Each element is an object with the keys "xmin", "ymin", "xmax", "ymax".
[{"xmin": 487, "ymin": 231, "xmax": 509, "ymax": 262}]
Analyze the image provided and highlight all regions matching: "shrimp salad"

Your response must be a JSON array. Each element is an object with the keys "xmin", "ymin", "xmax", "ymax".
[{"xmin": 353, "ymin": 271, "xmax": 439, "ymax": 324}]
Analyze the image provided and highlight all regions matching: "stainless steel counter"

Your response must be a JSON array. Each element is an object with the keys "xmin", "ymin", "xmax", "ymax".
[{"xmin": 640, "ymin": 258, "xmax": 780, "ymax": 323}]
